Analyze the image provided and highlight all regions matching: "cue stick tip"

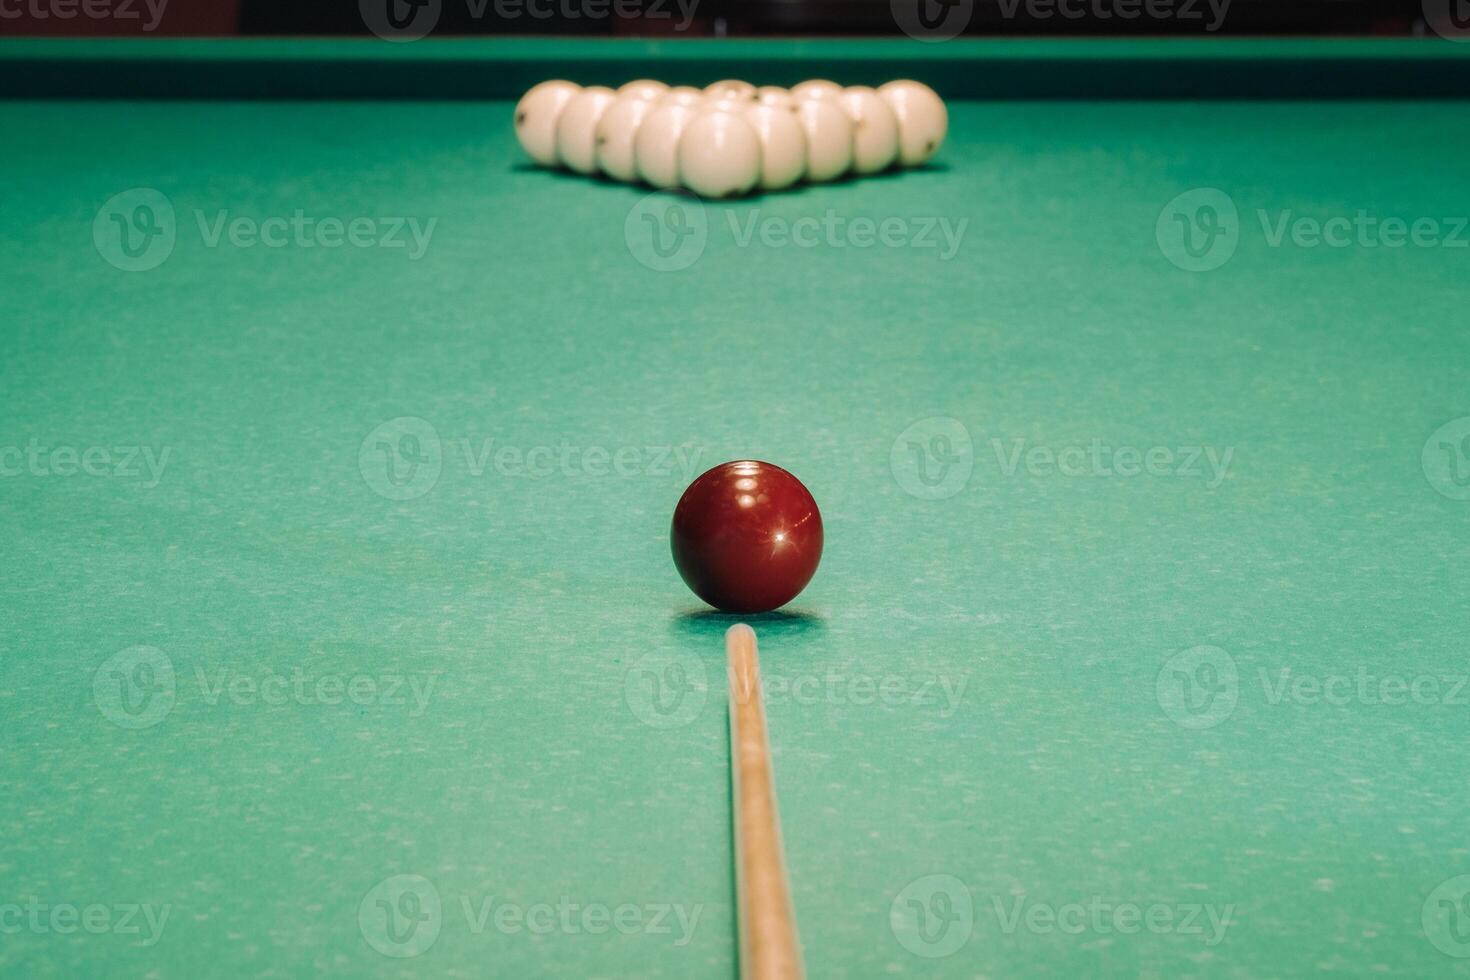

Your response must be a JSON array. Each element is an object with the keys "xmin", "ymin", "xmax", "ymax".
[{"xmin": 725, "ymin": 623, "xmax": 758, "ymax": 704}]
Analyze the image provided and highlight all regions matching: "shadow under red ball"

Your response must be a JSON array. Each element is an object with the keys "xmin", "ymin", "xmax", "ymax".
[{"xmin": 671, "ymin": 460, "xmax": 823, "ymax": 613}]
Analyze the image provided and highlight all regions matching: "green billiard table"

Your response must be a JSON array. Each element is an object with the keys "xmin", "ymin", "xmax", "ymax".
[{"xmin": 3, "ymin": 35, "xmax": 1470, "ymax": 979}]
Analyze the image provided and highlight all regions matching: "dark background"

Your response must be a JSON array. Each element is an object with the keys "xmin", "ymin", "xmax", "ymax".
[
  {"xmin": 0, "ymin": 0, "xmax": 1444, "ymax": 37},
  {"xmin": 243, "ymin": 0, "xmax": 1428, "ymax": 36}
]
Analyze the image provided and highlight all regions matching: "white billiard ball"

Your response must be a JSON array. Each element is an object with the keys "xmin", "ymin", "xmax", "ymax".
[
  {"xmin": 790, "ymin": 79, "xmax": 843, "ymax": 102},
  {"xmin": 754, "ymin": 86, "xmax": 793, "ymax": 108},
  {"xmin": 877, "ymin": 79, "xmax": 948, "ymax": 166},
  {"xmin": 636, "ymin": 102, "xmax": 700, "ymax": 189},
  {"xmin": 678, "ymin": 109, "xmax": 762, "ymax": 198},
  {"xmin": 702, "ymin": 95, "xmax": 750, "ymax": 116},
  {"xmin": 658, "ymin": 86, "xmax": 705, "ymax": 107},
  {"xmin": 513, "ymin": 79, "xmax": 581, "ymax": 167},
  {"xmin": 554, "ymin": 85, "xmax": 617, "ymax": 175},
  {"xmin": 704, "ymin": 79, "xmax": 756, "ymax": 101},
  {"xmin": 793, "ymin": 98, "xmax": 853, "ymax": 182},
  {"xmin": 618, "ymin": 79, "xmax": 669, "ymax": 101},
  {"xmin": 744, "ymin": 104, "xmax": 806, "ymax": 191},
  {"xmin": 837, "ymin": 86, "xmax": 899, "ymax": 174},
  {"xmin": 596, "ymin": 93, "xmax": 658, "ymax": 182}
]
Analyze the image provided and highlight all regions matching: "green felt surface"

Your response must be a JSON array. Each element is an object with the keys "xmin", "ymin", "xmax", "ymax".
[{"xmin": 3, "ymin": 86, "xmax": 1470, "ymax": 979}]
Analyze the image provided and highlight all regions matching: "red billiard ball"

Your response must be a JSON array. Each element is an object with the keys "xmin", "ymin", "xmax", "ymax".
[{"xmin": 671, "ymin": 460, "xmax": 823, "ymax": 613}]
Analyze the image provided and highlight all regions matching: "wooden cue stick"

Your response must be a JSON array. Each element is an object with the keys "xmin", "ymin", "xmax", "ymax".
[{"xmin": 726, "ymin": 623, "xmax": 805, "ymax": 980}]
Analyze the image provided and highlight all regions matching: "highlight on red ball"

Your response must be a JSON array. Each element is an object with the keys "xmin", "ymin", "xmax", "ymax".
[{"xmin": 670, "ymin": 460, "xmax": 823, "ymax": 614}]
